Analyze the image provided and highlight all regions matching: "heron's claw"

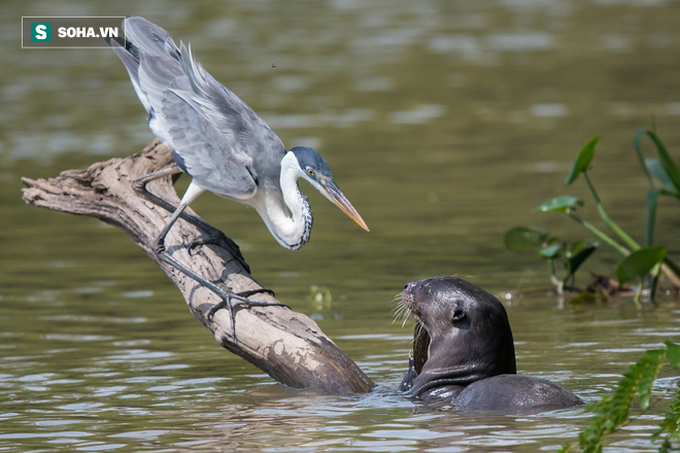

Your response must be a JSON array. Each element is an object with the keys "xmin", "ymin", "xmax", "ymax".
[
  {"xmin": 206, "ymin": 300, "xmax": 227, "ymax": 322},
  {"xmin": 205, "ymin": 288, "xmax": 288, "ymax": 346},
  {"xmin": 206, "ymin": 288, "xmax": 286, "ymax": 322},
  {"xmin": 154, "ymin": 239, "xmax": 167, "ymax": 254},
  {"xmin": 239, "ymin": 287, "xmax": 276, "ymax": 298}
]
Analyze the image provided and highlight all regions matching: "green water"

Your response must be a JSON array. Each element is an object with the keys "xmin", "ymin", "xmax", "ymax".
[{"xmin": 2, "ymin": 0, "xmax": 680, "ymax": 451}]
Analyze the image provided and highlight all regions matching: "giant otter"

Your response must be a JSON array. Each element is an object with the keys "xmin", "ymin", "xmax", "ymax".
[{"xmin": 399, "ymin": 276, "xmax": 583, "ymax": 413}]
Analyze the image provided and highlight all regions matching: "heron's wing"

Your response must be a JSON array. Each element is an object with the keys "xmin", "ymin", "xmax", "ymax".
[
  {"xmin": 109, "ymin": 16, "xmax": 181, "ymax": 114},
  {"xmin": 111, "ymin": 16, "xmax": 286, "ymax": 200},
  {"xmin": 157, "ymin": 85, "xmax": 259, "ymax": 199}
]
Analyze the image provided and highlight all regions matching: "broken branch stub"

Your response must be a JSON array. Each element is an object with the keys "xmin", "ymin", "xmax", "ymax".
[{"xmin": 21, "ymin": 140, "xmax": 374, "ymax": 395}]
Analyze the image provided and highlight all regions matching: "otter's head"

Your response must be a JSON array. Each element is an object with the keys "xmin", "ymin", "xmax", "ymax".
[{"xmin": 402, "ymin": 276, "xmax": 517, "ymax": 396}]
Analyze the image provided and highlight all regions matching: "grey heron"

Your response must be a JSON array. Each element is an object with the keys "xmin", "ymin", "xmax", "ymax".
[{"xmin": 107, "ymin": 17, "xmax": 368, "ymax": 334}]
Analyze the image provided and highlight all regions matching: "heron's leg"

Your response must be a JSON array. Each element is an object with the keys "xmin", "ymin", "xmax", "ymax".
[
  {"xmin": 132, "ymin": 166, "xmax": 212, "ymax": 231},
  {"xmin": 155, "ymin": 250, "xmax": 287, "ymax": 343},
  {"xmin": 133, "ymin": 168, "xmax": 251, "ymax": 272},
  {"xmin": 151, "ymin": 181, "xmax": 205, "ymax": 253},
  {"xmin": 153, "ymin": 202, "xmax": 188, "ymax": 253},
  {"xmin": 136, "ymin": 172, "xmax": 283, "ymax": 341}
]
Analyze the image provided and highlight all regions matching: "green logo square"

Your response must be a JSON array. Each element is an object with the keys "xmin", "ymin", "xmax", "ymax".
[{"xmin": 31, "ymin": 22, "xmax": 52, "ymax": 42}]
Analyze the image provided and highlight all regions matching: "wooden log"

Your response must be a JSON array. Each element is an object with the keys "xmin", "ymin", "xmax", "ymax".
[{"xmin": 21, "ymin": 140, "xmax": 374, "ymax": 395}]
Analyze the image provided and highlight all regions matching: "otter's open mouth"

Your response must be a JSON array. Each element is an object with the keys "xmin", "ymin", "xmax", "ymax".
[{"xmin": 398, "ymin": 292, "xmax": 429, "ymax": 375}]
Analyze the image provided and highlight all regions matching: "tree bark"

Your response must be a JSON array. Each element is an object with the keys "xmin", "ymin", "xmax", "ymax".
[{"xmin": 21, "ymin": 140, "xmax": 374, "ymax": 395}]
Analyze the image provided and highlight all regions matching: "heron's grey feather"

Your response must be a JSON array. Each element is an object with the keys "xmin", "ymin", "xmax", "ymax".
[
  {"xmin": 114, "ymin": 16, "xmax": 286, "ymax": 201},
  {"xmin": 161, "ymin": 90, "xmax": 257, "ymax": 199},
  {"xmin": 109, "ymin": 37, "xmax": 146, "ymax": 111},
  {"xmin": 124, "ymin": 16, "xmax": 178, "ymax": 59}
]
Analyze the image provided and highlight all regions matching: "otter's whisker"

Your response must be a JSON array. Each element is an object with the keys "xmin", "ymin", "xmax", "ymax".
[
  {"xmin": 391, "ymin": 293, "xmax": 414, "ymax": 327},
  {"xmin": 400, "ymin": 306, "xmax": 413, "ymax": 328},
  {"xmin": 391, "ymin": 302, "xmax": 409, "ymax": 325},
  {"xmin": 415, "ymin": 320, "xmax": 427, "ymax": 338}
]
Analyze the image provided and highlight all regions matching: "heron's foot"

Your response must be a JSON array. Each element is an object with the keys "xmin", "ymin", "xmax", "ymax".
[
  {"xmin": 240, "ymin": 287, "xmax": 276, "ymax": 298},
  {"xmin": 206, "ymin": 287, "xmax": 284, "ymax": 322},
  {"xmin": 131, "ymin": 173, "xmax": 153, "ymax": 196},
  {"xmin": 132, "ymin": 165, "xmax": 183, "ymax": 198},
  {"xmin": 131, "ymin": 178, "xmax": 145, "ymax": 194},
  {"xmin": 151, "ymin": 236, "xmax": 273, "ymax": 344},
  {"xmin": 154, "ymin": 238, "xmax": 167, "ymax": 254}
]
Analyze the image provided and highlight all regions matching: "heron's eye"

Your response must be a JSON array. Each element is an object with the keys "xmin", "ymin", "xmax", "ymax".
[{"xmin": 306, "ymin": 168, "xmax": 315, "ymax": 176}]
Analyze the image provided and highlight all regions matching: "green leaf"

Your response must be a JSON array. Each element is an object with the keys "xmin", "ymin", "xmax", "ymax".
[
  {"xmin": 646, "ymin": 158, "xmax": 678, "ymax": 195},
  {"xmin": 644, "ymin": 189, "xmax": 660, "ymax": 247},
  {"xmin": 647, "ymin": 131, "xmax": 680, "ymax": 198},
  {"xmin": 634, "ymin": 129, "xmax": 655, "ymax": 186},
  {"xmin": 504, "ymin": 226, "xmax": 550, "ymax": 252},
  {"xmin": 637, "ymin": 348, "xmax": 667, "ymax": 410},
  {"xmin": 570, "ymin": 239, "xmax": 596, "ymax": 253},
  {"xmin": 617, "ymin": 246, "xmax": 667, "ymax": 284},
  {"xmin": 653, "ymin": 385, "xmax": 680, "ymax": 446},
  {"xmin": 665, "ymin": 340, "xmax": 680, "ymax": 369},
  {"xmin": 540, "ymin": 243, "xmax": 563, "ymax": 259},
  {"xmin": 535, "ymin": 196, "xmax": 584, "ymax": 213},
  {"xmin": 566, "ymin": 136, "xmax": 601, "ymax": 186},
  {"xmin": 609, "ymin": 366, "xmax": 642, "ymax": 426},
  {"xmin": 578, "ymin": 341, "xmax": 680, "ymax": 453},
  {"xmin": 566, "ymin": 240, "xmax": 598, "ymax": 277}
]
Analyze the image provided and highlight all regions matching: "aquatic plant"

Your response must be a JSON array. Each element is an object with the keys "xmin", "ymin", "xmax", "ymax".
[
  {"xmin": 560, "ymin": 340, "xmax": 680, "ymax": 453},
  {"xmin": 505, "ymin": 130, "xmax": 680, "ymax": 303}
]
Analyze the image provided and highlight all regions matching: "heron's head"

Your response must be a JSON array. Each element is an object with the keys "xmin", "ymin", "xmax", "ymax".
[{"xmin": 287, "ymin": 146, "xmax": 369, "ymax": 232}]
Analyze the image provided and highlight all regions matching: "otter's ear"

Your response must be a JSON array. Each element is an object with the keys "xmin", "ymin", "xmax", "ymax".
[{"xmin": 452, "ymin": 306, "xmax": 465, "ymax": 323}]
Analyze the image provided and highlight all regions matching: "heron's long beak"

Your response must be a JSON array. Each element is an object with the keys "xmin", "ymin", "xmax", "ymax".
[{"xmin": 321, "ymin": 178, "xmax": 370, "ymax": 232}]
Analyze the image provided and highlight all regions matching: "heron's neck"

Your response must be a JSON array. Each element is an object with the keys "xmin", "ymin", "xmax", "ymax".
[{"xmin": 258, "ymin": 154, "xmax": 313, "ymax": 250}]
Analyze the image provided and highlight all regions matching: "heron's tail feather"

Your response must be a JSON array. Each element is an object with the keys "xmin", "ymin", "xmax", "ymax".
[
  {"xmin": 123, "ymin": 16, "xmax": 179, "ymax": 59},
  {"xmin": 107, "ymin": 16, "xmax": 183, "ymax": 116}
]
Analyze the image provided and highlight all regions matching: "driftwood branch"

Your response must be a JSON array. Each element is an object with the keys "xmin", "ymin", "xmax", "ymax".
[{"xmin": 21, "ymin": 140, "xmax": 373, "ymax": 395}]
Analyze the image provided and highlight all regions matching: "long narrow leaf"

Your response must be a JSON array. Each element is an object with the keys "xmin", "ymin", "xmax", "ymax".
[
  {"xmin": 644, "ymin": 189, "xmax": 660, "ymax": 247},
  {"xmin": 652, "ymin": 385, "xmax": 680, "ymax": 448},
  {"xmin": 577, "ymin": 342, "xmax": 680, "ymax": 453},
  {"xmin": 646, "ymin": 158, "xmax": 677, "ymax": 195},
  {"xmin": 633, "ymin": 129, "xmax": 655, "ymax": 186},
  {"xmin": 666, "ymin": 340, "xmax": 680, "ymax": 369},
  {"xmin": 638, "ymin": 349, "xmax": 667, "ymax": 410},
  {"xmin": 646, "ymin": 131, "xmax": 680, "ymax": 198}
]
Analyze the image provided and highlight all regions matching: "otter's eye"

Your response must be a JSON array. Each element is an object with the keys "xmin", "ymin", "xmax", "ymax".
[
  {"xmin": 452, "ymin": 307, "xmax": 465, "ymax": 323},
  {"xmin": 306, "ymin": 168, "xmax": 315, "ymax": 176}
]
